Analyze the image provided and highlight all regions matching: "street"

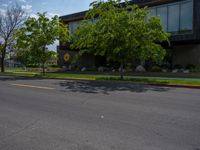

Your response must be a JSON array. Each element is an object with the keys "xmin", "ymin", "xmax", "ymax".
[{"xmin": 0, "ymin": 75, "xmax": 200, "ymax": 150}]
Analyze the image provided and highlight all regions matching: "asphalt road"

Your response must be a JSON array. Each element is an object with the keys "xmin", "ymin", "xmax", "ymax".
[{"xmin": 0, "ymin": 75, "xmax": 200, "ymax": 150}]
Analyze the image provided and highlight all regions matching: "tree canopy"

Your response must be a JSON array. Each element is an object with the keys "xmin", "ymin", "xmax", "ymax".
[
  {"xmin": 16, "ymin": 12, "xmax": 70, "ymax": 73},
  {"xmin": 72, "ymin": 0, "xmax": 170, "ymax": 78}
]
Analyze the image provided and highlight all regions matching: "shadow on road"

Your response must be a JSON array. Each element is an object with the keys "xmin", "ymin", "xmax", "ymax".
[
  {"xmin": 0, "ymin": 75, "xmax": 171, "ymax": 94},
  {"xmin": 58, "ymin": 80, "xmax": 171, "ymax": 94}
]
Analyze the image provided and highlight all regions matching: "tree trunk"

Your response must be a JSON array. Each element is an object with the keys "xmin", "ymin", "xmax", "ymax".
[
  {"xmin": 42, "ymin": 62, "xmax": 45, "ymax": 75},
  {"xmin": 42, "ymin": 46, "xmax": 46, "ymax": 75},
  {"xmin": 0, "ymin": 48, "xmax": 6, "ymax": 73},
  {"xmin": 1, "ymin": 56, "xmax": 5, "ymax": 73},
  {"xmin": 120, "ymin": 62, "xmax": 124, "ymax": 80},
  {"xmin": 1, "ymin": 42, "xmax": 8, "ymax": 73}
]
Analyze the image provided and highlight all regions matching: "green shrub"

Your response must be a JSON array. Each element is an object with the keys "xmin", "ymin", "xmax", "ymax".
[
  {"xmin": 125, "ymin": 63, "xmax": 133, "ymax": 72},
  {"xmin": 48, "ymin": 64, "xmax": 58, "ymax": 67},
  {"xmin": 150, "ymin": 66, "xmax": 161, "ymax": 72},
  {"xmin": 185, "ymin": 64, "xmax": 195, "ymax": 70},
  {"xmin": 191, "ymin": 67, "xmax": 200, "ymax": 72}
]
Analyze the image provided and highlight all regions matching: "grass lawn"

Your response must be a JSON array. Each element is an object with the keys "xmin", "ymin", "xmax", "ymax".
[
  {"xmin": 5, "ymin": 67, "xmax": 200, "ymax": 78},
  {"xmin": 1, "ymin": 71, "xmax": 200, "ymax": 87}
]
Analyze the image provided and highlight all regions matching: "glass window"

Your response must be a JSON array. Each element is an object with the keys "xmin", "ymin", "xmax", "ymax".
[
  {"xmin": 147, "ymin": 7, "xmax": 156, "ymax": 21},
  {"xmin": 69, "ymin": 21, "xmax": 82, "ymax": 34},
  {"xmin": 168, "ymin": 4, "xmax": 180, "ymax": 32},
  {"xmin": 148, "ymin": 0, "xmax": 193, "ymax": 34},
  {"xmin": 157, "ymin": 6, "xmax": 168, "ymax": 31},
  {"xmin": 69, "ymin": 22, "xmax": 74, "ymax": 35},
  {"xmin": 149, "ymin": 8, "xmax": 156, "ymax": 16},
  {"xmin": 180, "ymin": 1, "xmax": 193, "ymax": 31}
]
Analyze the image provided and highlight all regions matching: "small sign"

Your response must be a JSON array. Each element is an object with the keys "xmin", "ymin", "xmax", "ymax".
[{"xmin": 63, "ymin": 53, "xmax": 71, "ymax": 62}]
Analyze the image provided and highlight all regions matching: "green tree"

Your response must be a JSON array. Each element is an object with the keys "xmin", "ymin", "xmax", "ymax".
[
  {"xmin": 16, "ymin": 12, "xmax": 70, "ymax": 74},
  {"xmin": 45, "ymin": 51, "xmax": 58, "ymax": 66},
  {"xmin": 16, "ymin": 49, "xmax": 34, "ymax": 66},
  {"xmin": 72, "ymin": 0, "xmax": 170, "ymax": 79}
]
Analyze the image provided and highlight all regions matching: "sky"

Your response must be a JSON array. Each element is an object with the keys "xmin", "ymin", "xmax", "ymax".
[
  {"xmin": 0, "ymin": 0, "xmax": 95, "ymax": 17},
  {"xmin": 0, "ymin": 0, "xmax": 95, "ymax": 50}
]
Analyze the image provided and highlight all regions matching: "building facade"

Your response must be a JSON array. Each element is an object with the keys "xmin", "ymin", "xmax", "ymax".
[{"xmin": 58, "ymin": 0, "xmax": 200, "ymax": 69}]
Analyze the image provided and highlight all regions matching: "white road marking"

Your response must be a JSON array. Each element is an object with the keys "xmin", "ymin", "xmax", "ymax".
[
  {"xmin": 100, "ymin": 115, "xmax": 105, "ymax": 119},
  {"xmin": 11, "ymin": 83, "xmax": 55, "ymax": 90}
]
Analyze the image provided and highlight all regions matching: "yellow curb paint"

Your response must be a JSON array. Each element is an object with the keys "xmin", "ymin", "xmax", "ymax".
[{"xmin": 11, "ymin": 84, "xmax": 55, "ymax": 90}]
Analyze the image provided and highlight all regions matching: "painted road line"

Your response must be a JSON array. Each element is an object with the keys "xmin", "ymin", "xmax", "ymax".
[{"xmin": 11, "ymin": 83, "xmax": 55, "ymax": 90}]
